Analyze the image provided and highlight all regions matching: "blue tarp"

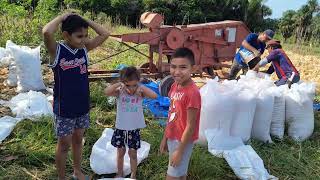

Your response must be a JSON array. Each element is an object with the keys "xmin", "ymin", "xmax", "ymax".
[
  {"xmin": 142, "ymin": 81, "xmax": 170, "ymax": 120},
  {"xmin": 314, "ymin": 103, "xmax": 320, "ymax": 111},
  {"xmin": 111, "ymin": 64, "xmax": 128, "ymax": 77}
]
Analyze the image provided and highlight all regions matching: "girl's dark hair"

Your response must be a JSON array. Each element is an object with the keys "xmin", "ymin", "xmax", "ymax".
[
  {"xmin": 61, "ymin": 14, "xmax": 89, "ymax": 34},
  {"xmin": 119, "ymin": 66, "xmax": 140, "ymax": 82}
]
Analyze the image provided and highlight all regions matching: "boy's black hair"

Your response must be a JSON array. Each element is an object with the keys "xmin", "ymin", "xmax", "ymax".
[
  {"xmin": 172, "ymin": 48, "xmax": 195, "ymax": 65},
  {"xmin": 61, "ymin": 15, "xmax": 89, "ymax": 34},
  {"xmin": 119, "ymin": 66, "xmax": 141, "ymax": 82},
  {"xmin": 270, "ymin": 44, "xmax": 282, "ymax": 49},
  {"xmin": 267, "ymin": 40, "xmax": 282, "ymax": 49}
]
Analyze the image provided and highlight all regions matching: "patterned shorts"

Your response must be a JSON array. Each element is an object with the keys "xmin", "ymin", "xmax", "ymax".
[
  {"xmin": 53, "ymin": 113, "xmax": 90, "ymax": 138},
  {"xmin": 111, "ymin": 129, "xmax": 141, "ymax": 150}
]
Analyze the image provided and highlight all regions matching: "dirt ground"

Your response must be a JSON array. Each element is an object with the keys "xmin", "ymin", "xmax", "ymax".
[{"xmin": 0, "ymin": 65, "xmax": 54, "ymax": 117}]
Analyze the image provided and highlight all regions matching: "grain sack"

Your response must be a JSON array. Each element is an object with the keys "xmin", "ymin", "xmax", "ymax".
[
  {"xmin": 230, "ymin": 89, "xmax": 257, "ymax": 142},
  {"xmin": 6, "ymin": 40, "xmax": 45, "ymax": 92},
  {"xmin": 197, "ymin": 79, "xmax": 237, "ymax": 145},
  {"xmin": 4, "ymin": 59, "xmax": 18, "ymax": 87},
  {"xmin": 269, "ymin": 86, "xmax": 286, "ymax": 139},
  {"xmin": 251, "ymin": 89, "xmax": 274, "ymax": 143},
  {"xmin": 285, "ymin": 82, "xmax": 315, "ymax": 141}
]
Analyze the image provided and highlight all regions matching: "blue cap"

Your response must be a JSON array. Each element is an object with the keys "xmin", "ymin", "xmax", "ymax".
[{"xmin": 264, "ymin": 29, "xmax": 275, "ymax": 39}]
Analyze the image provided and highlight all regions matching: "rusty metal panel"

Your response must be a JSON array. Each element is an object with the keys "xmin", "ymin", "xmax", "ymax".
[{"xmin": 95, "ymin": 12, "xmax": 251, "ymax": 80}]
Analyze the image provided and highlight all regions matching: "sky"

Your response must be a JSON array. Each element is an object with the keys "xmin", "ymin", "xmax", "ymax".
[{"xmin": 265, "ymin": 0, "xmax": 311, "ymax": 19}]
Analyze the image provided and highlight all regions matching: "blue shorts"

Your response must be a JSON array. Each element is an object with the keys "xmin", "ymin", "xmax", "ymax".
[
  {"xmin": 111, "ymin": 129, "xmax": 141, "ymax": 150},
  {"xmin": 167, "ymin": 139, "xmax": 194, "ymax": 177},
  {"xmin": 53, "ymin": 113, "xmax": 90, "ymax": 138}
]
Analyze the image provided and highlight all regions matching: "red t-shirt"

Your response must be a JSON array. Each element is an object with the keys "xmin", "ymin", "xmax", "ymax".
[{"xmin": 165, "ymin": 81, "xmax": 201, "ymax": 142}]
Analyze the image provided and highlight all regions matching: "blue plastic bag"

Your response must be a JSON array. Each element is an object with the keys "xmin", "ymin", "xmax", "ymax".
[{"xmin": 111, "ymin": 64, "xmax": 128, "ymax": 77}]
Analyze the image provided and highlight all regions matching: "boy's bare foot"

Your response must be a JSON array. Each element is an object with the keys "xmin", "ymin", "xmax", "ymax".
[
  {"xmin": 130, "ymin": 173, "xmax": 137, "ymax": 179},
  {"xmin": 73, "ymin": 170, "xmax": 89, "ymax": 180},
  {"xmin": 115, "ymin": 173, "xmax": 124, "ymax": 178}
]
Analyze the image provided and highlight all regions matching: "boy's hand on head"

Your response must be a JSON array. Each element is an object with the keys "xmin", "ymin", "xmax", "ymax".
[{"xmin": 170, "ymin": 150, "xmax": 182, "ymax": 167}]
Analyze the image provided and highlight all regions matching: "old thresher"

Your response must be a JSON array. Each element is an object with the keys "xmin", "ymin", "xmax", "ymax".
[{"xmin": 89, "ymin": 12, "xmax": 250, "ymax": 91}]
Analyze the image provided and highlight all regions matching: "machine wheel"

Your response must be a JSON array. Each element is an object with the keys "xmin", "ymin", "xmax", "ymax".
[
  {"xmin": 140, "ymin": 62, "xmax": 157, "ymax": 73},
  {"xmin": 203, "ymin": 66, "xmax": 215, "ymax": 77},
  {"xmin": 159, "ymin": 75, "xmax": 175, "ymax": 97}
]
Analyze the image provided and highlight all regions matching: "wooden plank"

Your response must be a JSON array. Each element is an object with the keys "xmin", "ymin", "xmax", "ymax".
[{"xmin": 89, "ymin": 73, "xmax": 160, "ymax": 82}]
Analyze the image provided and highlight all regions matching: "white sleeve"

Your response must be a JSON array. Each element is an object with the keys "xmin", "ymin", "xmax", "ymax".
[
  {"xmin": 48, "ymin": 43, "xmax": 60, "ymax": 68},
  {"xmin": 84, "ymin": 47, "xmax": 89, "ymax": 65},
  {"xmin": 258, "ymin": 58, "xmax": 269, "ymax": 67}
]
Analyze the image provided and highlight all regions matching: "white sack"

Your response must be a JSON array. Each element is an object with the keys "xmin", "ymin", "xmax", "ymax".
[
  {"xmin": 0, "ymin": 116, "xmax": 22, "ymax": 143},
  {"xmin": 6, "ymin": 91, "xmax": 53, "ymax": 119},
  {"xmin": 251, "ymin": 90, "xmax": 274, "ymax": 143},
  {"xmin": 205, "ymin": 129, "xmax": 244, "ymax": 158},
  {"xmin": 230, "ymin": 89, "xmax": 257, "ymax": 142},
  {"xmin": 286, "ymin": 82, "xmax": 315, "ymax": 141},
  {"xmin": 90, "ymin": 128, "xmax": 150, "ymax": 176},
  {"xmin": 223, "ymin": 145, "xmax": 278, "ymax": 180},
  {"xmin": 197, "ymin": 79, "xmax": 237, "ymax": 145},
  {"xmin": 4, "ymin": 58, "xmax": 18, "ymax": 87},
  {"xmin": 238, "ymin": 70, "xmax": 274, "ymax": 94},
  {"xmin": 0, "ymin": 47, "xmax": 11, "ymax": 67},
  {"xmin": 269, "ymin": 86, "xmax": 286, "ymax": 139},
  {"xmin": 6, "ymin": 40, "xmax": 45, "ymax": 92}
]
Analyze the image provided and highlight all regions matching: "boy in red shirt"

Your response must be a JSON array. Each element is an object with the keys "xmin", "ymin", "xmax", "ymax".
[{"xmin": 160, "ymin": 48, "xmax": 201, "ymax": 180}]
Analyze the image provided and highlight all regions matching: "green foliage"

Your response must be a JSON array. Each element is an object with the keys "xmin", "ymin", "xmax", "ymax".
[
  {"xmin": 110, "ymin": 0, "xmax": 144, "ymax": 26},
  {"xmin": 0, "ymin": 1, "xmax": 28, "ymax": 17},
  {"xmin": 278, "ymin": 10, "xmax": 297, "ymax": 42},
  {"xmin": 309, "ymin": 14, "xmax": 320, "ymax": 45},
  {"xmin": 294, "ymin": 0, "xmax": 318, "ymax": 43},
  {"xmin": 278, "ymin": 0, "xmax": 320, "ymax": 45}
]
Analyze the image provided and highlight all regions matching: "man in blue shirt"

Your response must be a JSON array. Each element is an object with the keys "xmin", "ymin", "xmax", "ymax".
[{"xmin": 228, "ymin": 29, "xmax": 275, "ymax": 80}]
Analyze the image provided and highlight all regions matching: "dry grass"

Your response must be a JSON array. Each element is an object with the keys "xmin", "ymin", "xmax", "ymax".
[
  {"xmin": 285, "ymin": 50, "xmax": 320, "ymax": 92},
  {"xmin": 258, "ymin": 46, "xmax": 320, "ymax": 93}
]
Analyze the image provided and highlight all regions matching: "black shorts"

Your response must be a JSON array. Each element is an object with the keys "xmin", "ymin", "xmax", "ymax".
[{"xmin": 111, "ymin": 129, "xmax": 141, "ymax": 150}]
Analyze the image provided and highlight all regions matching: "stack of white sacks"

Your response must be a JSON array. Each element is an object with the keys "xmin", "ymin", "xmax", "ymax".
[
  {"xmin": 0, "ymin": 40, "xmax": 45, "ymax": 92},
  {"xmin": 197, "ymin": 70, "xmax": 315, "ymax": 179},
  {"xmin": 0, "ymin": 41, "xmax": 52, "ymax": 143},
  {"xmin": 198, "ymin": 70, "xmax": 316, "ymax": 145}
]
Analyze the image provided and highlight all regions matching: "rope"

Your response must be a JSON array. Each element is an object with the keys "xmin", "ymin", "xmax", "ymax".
[{"xmin": 89, "ymin": 34, "xmax": 162, "ymax": 66}]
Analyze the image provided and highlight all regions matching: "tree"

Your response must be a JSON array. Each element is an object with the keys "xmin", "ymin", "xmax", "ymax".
[
  {"xmin": 110, "ymin": 0, "xmax": 144, "ymax": 26},
  {"xmin": 309, "ymin": 13, "xmax": 320, "ymax": 45},
  {"xmin": 0, "ymin": 0, "xmax": 27, "ymax": 17},
  {"xmin": 244, "ymin": 0, "xmax": 272, "ymax": 32},
  {"xmin": 294, "ymin": 0, "xmax": 318, "ymax": 44},
  {"xmin": 142, "ymin": 0, "xmax": 271, "ymax": 30},
  {"xmin": 278, "ymin": 10, "xmax": 296, "ymax": 42}
]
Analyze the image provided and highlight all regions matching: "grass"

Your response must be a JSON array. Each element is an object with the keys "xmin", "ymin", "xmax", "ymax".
[
  {"xmin": 1, "ymin": 22, "xmax": 320, "ymax": 179},
  {"xmin": 283, "ymin": 44, "xmax": 320, "ymax": 57},
  {"xmin": 0, "ymin": 81, "xmax": 319, "ymax": 179}
]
